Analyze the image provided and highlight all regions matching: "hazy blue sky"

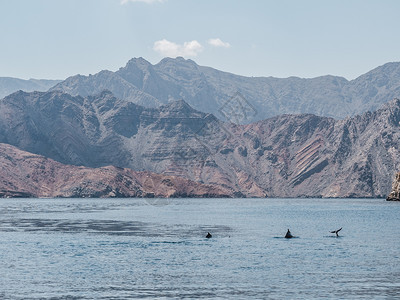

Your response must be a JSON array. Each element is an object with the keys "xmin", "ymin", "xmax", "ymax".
[{"xmin": 1, "ymin": 0, "xmax": 399, "ymax": 80}]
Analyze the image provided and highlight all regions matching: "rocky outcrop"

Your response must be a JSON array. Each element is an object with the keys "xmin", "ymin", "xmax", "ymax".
[
  {"xmin": 51, "ymin": 57, "xmax": 400, "ymax": 123},
  {"xmin": 0, "ymin": 143, "xmax": 233, "ymax": 198},
  {"xmin": 1, "ymin": 90, "xmax": 400, "ymax": 198},
  {"xmin": 386, "ymin": 172, "xmax": 400, "ymax": 201}
]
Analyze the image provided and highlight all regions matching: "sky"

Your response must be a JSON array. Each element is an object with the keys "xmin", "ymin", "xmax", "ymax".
[{"xmin": 1, "ymin": 0, "xmax": 400, "ymax": 80}]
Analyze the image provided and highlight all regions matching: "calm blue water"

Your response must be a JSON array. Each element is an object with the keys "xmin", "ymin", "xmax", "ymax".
[{"xmin": 0, "ymin": 198, "xmax": 399, "ymax": 299}]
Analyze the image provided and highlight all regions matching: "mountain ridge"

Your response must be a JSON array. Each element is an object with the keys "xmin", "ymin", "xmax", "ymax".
[
  {"xmin": 1, "ymin": 89, "xmax": 399, "ymax": 198},
  {"xmin": 0, "ymin": 77, "xmax": 61, "ymax": 99},
  {"xmin": 50, "ymin": 57, "xmax": 400, "ymax": 123}
]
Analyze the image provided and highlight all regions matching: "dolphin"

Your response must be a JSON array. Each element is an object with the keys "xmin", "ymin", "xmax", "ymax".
[
  {"xmin": 206, "ymin": 232, "xmax": 212, "ymax": 238},
  {"xmin": 284, "ymin": 229, "xmax": 293, "ymax": 239},
  {"xmin": 330, "ymin": 227, "xmax": 342, "ymax": 237}
]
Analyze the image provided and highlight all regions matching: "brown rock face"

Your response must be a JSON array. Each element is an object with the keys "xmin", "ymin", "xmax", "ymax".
[
  {"xmin": 386, "ymin": 172, "xmax": 400, "ymax": 201},
  {"xmin": 0, "ymin": 143, "xmax": 233, "ymax": 198},
  {"xmin": 1, "ymin": 90, "xmax": 400, "ymax": 198}
]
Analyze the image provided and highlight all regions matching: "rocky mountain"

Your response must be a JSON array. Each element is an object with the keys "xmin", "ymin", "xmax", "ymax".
[
  {"xmin": 0, "ymin": 77, "xmax": 61, "ymax": 99},
  {"xmin": 50, "ymin": 57, "xmax": 400, "ymax": 123},
  {"xmin": 1, "ymin": 90, "xmax": 399, "ymax": 198},
  {"xmin": 0, "ymin": 143, "xmax": 232, "ymax": 198},
  {"xmin": 386, "ymin": 172, "xmax": 400, "ymax": 201}
]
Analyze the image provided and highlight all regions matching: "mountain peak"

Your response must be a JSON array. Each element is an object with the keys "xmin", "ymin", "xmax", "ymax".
[
  {"xmin": 164, "ymin": 98, "xmax": 194, "ymax": 110},
  {"xmin": 378, "ymin": 61, "xmax": 400, "ymax": 70},
  {"xmin": 371, "ymin": 61, "xmax": 400, "ymax": 74},
  {"xmin": 124, "ymin": 57, "xmax": 152, "ymax": 68},
  {"xmin": 119, "ymin": 57, "xmax": 153, "ymax": 75},
  {"xmin": 352, "ymin": 61, "xmax": 400, "ymax": 82},
  {"xmin": 156, "ymin": 56, "xmax": 199, "ymax": 68},
  {"xmin": 160, "ymin": 99, "xmax": 205, "ymax": 117}
]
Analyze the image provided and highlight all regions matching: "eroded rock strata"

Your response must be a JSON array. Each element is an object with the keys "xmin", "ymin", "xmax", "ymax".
[
  {"xmin": 0, "ymin": 143, "xmax": 233, "ymax": 198},
  {"xmin": 1, "ymin": 90, "xmax": 400, "ymax": 198}
]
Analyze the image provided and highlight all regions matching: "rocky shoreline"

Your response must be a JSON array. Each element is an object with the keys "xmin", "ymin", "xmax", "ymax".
[{"xmin": 387, "ymin": 172, "xmax": 400, "ymax": 201}]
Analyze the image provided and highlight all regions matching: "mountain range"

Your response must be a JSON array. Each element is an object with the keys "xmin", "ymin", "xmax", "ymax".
[
  {"xmin": 50, "ymin": 57, "xmax": 400, "ymax": 123},
  {"xmin": 1, "ymin": 89, "xmax": 399, "ymax": 198},
  {"xmin": 0, "ymin": 77, "xmax": 61, "ymax": 99}
]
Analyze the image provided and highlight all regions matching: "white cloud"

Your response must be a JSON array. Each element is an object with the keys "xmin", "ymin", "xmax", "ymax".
[
  {"xmin": 121, "ymin": 0, "xmax": 165, "ymax": 4},
  {"xmin": 208, "ymin": 38, "xmax": 231, "ymax": 48},
  {"xmin": 153, "ymin": 39, "xmax": 204, "ymax": 57}
]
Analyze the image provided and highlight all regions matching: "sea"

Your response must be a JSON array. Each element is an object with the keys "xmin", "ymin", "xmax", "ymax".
[{"xmin": 0, "ymin": 198, "xmax": 399, "ymax": 299}]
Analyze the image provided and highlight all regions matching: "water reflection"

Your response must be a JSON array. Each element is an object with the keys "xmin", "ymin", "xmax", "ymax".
[{"xmin": 0, "ymin": 218, "xmax": 233, "ymax": 238}]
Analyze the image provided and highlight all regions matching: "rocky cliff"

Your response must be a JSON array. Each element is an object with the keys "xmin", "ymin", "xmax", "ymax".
[
  {"xmin": 50, "ymin": 57, "xmax": 400, "ymax": 123},
  {"xmin": 386, "ymin": 172, "xmax": 400, "ymax": 201},
  {"xmin": 0, "ymin": 143, "xmax": 233, "ymax": 198},
  {"xmin": 1, "ymin": 90, "xmax": 399, "ymax": 198}
]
